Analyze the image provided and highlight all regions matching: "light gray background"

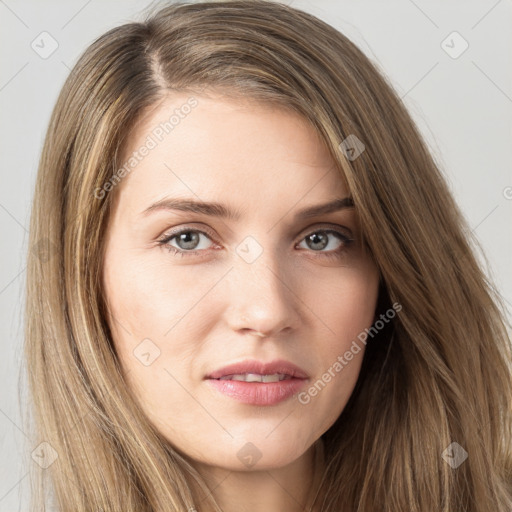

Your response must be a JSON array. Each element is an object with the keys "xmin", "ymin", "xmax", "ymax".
[{"xmin": 1, "ymin": 0, "xmax": 511, "ymax": 509}]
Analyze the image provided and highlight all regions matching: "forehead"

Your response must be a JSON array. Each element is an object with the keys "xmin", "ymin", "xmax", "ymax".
[{"xmin": 114, "ymin": 92, "xmax": 350, "ymax": 214}]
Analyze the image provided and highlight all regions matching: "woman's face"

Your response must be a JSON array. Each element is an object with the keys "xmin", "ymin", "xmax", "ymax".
[{"xmin": 102, "ymin": 92, "xmax": 380, "ymax": 471}]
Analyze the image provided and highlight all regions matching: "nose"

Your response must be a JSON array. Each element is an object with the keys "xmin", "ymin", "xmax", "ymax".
[{"xmin": 225, "ymin": 247, "xmax": 302, "ymax": 339}]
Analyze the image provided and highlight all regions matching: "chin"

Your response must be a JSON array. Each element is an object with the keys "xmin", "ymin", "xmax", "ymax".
[{"xmin": 187, "ymin": 431, "xmax": 313, "ymax": 472}]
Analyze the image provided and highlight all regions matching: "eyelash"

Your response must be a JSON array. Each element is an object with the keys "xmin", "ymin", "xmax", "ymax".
[{"xmin": 156, "ymin": 225, "xmax": 354, "ymax": 261}]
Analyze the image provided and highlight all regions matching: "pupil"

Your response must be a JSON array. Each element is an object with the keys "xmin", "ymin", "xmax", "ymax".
[
  {"xmin": 178, "ymin": 231, "xmax": 199, "ymax": 250},
  {"xmin": 308, "ymin": 232, "xmax": 328, "ymax": 250}
]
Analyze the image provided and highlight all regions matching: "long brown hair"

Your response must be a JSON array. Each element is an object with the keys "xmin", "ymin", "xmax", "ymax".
[{"xmin": 24, "ymin": 1, "xmax": 512, "ymax": 510}]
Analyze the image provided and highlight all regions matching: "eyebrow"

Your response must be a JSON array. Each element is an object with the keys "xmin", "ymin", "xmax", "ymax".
[{"xmin": 141, "ymin": 196, "xmax": 354, "ymax": 221}]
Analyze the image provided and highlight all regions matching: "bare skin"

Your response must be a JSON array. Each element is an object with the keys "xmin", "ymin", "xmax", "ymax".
[{"xmin": 102, "ymin": 91, "xmax": 380, "ymax": 512}]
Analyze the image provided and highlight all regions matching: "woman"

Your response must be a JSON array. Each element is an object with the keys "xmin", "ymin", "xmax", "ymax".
[{"xmin": 25, "ymin": 1, "xmax": 512, "ymax": 511}]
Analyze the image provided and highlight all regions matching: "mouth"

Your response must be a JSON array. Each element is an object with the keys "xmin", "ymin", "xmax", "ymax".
[{"xmin": 205, "ymin": 359, "xmax": 309, "ymax": 406}]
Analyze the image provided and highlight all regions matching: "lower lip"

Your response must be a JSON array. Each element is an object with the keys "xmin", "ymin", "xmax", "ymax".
[{"xmin": 206, "ymin": 378, "xmax": 308, "ymax": 406}]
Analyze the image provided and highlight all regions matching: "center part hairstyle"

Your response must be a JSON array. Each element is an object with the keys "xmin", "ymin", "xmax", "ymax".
[{"xmin": 24, "ymin": 1, "xmax": 512, "ymax": 511}]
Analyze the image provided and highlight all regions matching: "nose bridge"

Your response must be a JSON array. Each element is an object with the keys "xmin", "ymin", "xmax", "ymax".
[{"xmin": 234, "ymin": 235, "xmax": 288, "ymax": 300}]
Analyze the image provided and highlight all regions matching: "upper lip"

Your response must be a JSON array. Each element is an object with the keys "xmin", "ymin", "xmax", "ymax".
[{"xmin": 206, "ymin": 359, "xmax": 309, "ymax": 380}]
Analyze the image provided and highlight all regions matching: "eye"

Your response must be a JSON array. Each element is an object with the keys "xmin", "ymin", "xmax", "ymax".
[
  {"xmin": 156, "ymin": 225, "xmax": 354, "ymax": 259},
  {"xmin": 157, "ymin": 228, "xmax": 216, "ymax": 257},
  {"xmin": 296, "ymin": 229, "xmax": 353, "ymax": 257}
]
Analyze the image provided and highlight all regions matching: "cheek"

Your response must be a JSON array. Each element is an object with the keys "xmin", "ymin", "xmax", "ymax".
[
  {"xmin": 309, "ymin": 263, "xmax": 380, "ymax": 346},
  {"xmin": 104, "ymin": 248, "xmax": 218, "ymax": 340},
  {"xmin": 102, "ymin": 250, "xmax": 224, "ymax": 407},
  {"xmin": 294, "ymin": 264, "xmax": 378, "ymax": 427}
]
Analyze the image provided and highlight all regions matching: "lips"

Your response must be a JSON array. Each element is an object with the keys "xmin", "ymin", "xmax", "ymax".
[
  {"xmin": 205, "ymin": 359, "xmax": 310, "ymax": 406},
  {"xmin": 205, "ymin": 359, "xmax": 309, "ymax": 380}
]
